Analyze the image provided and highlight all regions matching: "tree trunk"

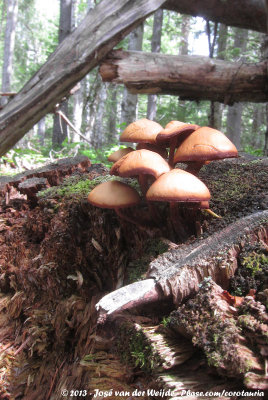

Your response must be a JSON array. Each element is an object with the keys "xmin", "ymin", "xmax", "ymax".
[
  {"xmin": 177, "ymin": 15, "xmax": 191, "ymax": 123},
  {"xmin": 52, "ymin": 0, "xmax": 73, "ymax": 147},
  {"xmin": 1, "ymin": 0, "xmax": 18, "ymax": 108},
  {"xmin": 163, "ymin": 0, "xmax": 267, "ymax": 34},
  {"xmin": 37, "ymin": 118, "xmax": 46, "ymax": 146},
  {"xmin": 100, "ymin": 50, "xmax": 268, "ymax": 104},
  {"xmin": 91, "ymin": 82, "xmax": 108, "ymax": 149},
  {"xmin": 226, "ymin": 28, "xmax": 248, "ymax": 150},
  {"xmin": 147, "ymin": 9, "xmax": 163, "ymax": 120},
  {"xmin": 265, "ymin": 103, "xmax": 268, "ymax": 156},
  {"xmin": 107, "ymin": 83, "xmax": 119, "ymax": 143},
  {"xmin": 210, "ymin": 23, "xmax": 228, "ymax": 130},
  {"xmin": 120, "ymin": 23, "xmax": 144, "ymax": 126},
  {"xmin": 72, "ymin": 85, "xmax": 83, "ymax": 142}
]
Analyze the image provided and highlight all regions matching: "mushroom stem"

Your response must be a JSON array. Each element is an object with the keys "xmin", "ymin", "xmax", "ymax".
[
  {"xmin": 185, "ymin": 161, "xmax": 205, "ymax": 175},
  {"xmin": 168, "ymin": 138, "xmax": 177, "ymax": 167},
  {"xmin": 203, "ymin": 208, "xmax": 222, "ymax": 219},
  {"xmin": 138, "ymin": 174, "xmax": 149, "ymax": 196},
  {"xmin": 169, "ymin": 201, "xmax": 188, "ymax": 241}
]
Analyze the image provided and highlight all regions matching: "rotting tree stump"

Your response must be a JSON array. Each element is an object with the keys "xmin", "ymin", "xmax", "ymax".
[{"xmin": 0, "ymin": 155, "xmax": 267, "ymax": 398}]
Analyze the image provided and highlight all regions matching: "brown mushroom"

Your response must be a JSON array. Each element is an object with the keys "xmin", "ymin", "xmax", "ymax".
[
  {"xmin": 173, "ymin": 126, "xmax": 238, "ymax": 174},
  {"xmin": 110, "ymin": 149, "xmax": 170, "ymax": 196},
  {"xmin": 120, "ymin": 118, "xmax": 163, "ymax": 145},
  {"xmin": 156, "ymin": 121, "xmax": 200, "ymax": 167},
  {"xmin": 107, "ymin": 147, "xmax": 134, "ymax": 163},
  {"xmin": 87, "ymin": 180, "xmax": 141, "ymax": 225},
  {"xmin": 146, "ymin": 169, "xmax": 211, "ymax": 239}
]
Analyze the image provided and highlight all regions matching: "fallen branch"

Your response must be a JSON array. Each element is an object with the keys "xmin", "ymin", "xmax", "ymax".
[
  {"xmin": 56, "ymin": 109, "xmax": 92, "ymax": 145},
  {"xmin": 96, "ymin": 211, "xmax": 268, "ymax": 320}
]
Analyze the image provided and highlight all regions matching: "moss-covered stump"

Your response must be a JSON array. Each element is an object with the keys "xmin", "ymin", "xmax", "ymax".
[{"xmin": 0, "ymin": 155, "xmax": 267, "ymax": 398}]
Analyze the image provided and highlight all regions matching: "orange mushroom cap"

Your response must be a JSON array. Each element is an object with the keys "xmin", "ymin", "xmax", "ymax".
[
  {"xmin": 88, "ymin": 180, "xmax": 140, "ymax": 209},
  {"xmin": 120, "ymin": 118, "xmax": 163, "ymax": 144},
  {"xmin": 110, "ymin": 149, "xmax": 170, "ymax": 179},
  {"xmin": 107, "ymin": 147, "xmax": 134, "ymax": 162},
  {"xmin": 146, "ymin": 169, "xmax": 211, "ymax": 203},
  {"xmin": 174, "ymin": 126, "xmax": 238, "ymax": 164}
]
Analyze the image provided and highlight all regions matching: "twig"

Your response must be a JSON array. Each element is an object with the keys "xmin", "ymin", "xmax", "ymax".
[
  {"xmin": 56, "ymin": 110, "xmax": 91, "ymax": 145},
  {"xmin": 46, "ymin": 359, "xmax": 66, "ymax": 400},
  {"xmin": 0, "ymin": 92, "xmax": 16, "ymax": 97}
]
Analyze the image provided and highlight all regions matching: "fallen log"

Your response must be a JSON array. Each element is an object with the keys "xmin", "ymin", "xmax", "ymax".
[
  {"xmin": 163, "ymin": 0, "xmax": 267, "ymax": 34},
  {"xmin": 96, "ymin": 211, "xmax": 268, "ymax": 319},
  {"xmin": 149, "ymin": 210, "xmax": 268, "ymax": 305},
  {"xmin": 0, "ymin": 0, "xmax": 166, "ymax": 156},
  {"xmin": 100, "ymin": 50, "xmax": 268, "ymax": 104}
]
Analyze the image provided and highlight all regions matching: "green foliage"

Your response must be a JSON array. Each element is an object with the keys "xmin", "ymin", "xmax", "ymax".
[{"xmin": 13, "ymin": 0, "xmax": 58, "ymax": 90}]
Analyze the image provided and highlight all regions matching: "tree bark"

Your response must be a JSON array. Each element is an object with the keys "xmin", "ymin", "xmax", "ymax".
[
  {"xmin": 147, "ymin": 9, "xmax": 163, "ymax": 120},
  {"xmin": 1, "ymin": 0, "xmax": 18, "ymax": 108},
  {"xmin": 0, "ymin": 0, "xmax": 166, "ymax": 156},
  {"xmin": 52, "ymin": 0, "xmax": 74, "ymax": 147},
  {"xmin": 100, "ymin": 50, "xmax": 268, "ymax": 104},
  {"xmin": 211, "ymin": 23, "xmax": 228, "ymax": 130},
  {"xmin": 226, "ymin": 28, "xmax": 249, "ymax": 149},
  {"xmin": 163, "ymin": 0, "xmax": 267, "ymax": 34},
  {"xmin": 120, "ymin": 23, "xmax": 144, "ymax": 126},
  {"xmin": 91, "ymin": 82, "xmax": 108, "ymax": 149}
]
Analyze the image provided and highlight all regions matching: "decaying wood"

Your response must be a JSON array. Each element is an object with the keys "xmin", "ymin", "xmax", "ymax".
[
  {"xmin": 163, "ymin": 0, "xmax": 267, "ymax": 34},
  {"xmin": 149, "ymin": 210, "xmax": 268, "ymax": 305},
  {"xmin": 100, "ymin": 50, "xmax": 268, "ymax": 104},
  {"xmin": 169, "ymin": 280, "xmax": 268, "ymax": 388},
  {"xmin": 0, "ymin": 0, "xmax": 166, "ymax": 156},
  {"xmin": 110, "ymin": 317, "xmax": 250, "ymax": 396},
  {"xmin": 18, "ymin": 177, "xmax": 49, "ymax": 205},
  {"xmin": 96, "ymin": 279, "xmax": 165, "ymax": 323},
  {"xmin": 0, "ymin": 155, "xmax": 91, "ymax": 204},
  {"xmin": 96, "ymin": 210, "xmax": 268, "ymax": 319}
]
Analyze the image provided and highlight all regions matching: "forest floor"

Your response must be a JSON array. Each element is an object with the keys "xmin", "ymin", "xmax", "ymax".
[{"xmin": 0, "ymin": 153, "xmax": 267, "ymax": 399}]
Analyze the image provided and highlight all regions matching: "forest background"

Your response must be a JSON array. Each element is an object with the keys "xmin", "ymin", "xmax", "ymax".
[{"xmin": 0, "ymin": 0, "xmax": 267, "ymax": 173}]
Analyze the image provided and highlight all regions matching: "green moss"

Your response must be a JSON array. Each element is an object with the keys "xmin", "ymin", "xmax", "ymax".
[
  {"xmin": 116, "ymin": 325, "xmax": 162, "ymax": 373},
  {"xmin": 37, "ymin": 174, "xmax": 114, "ymax": 200},
  {"xmin": 241, "ymin": 252, "xmax": 268, "ymax": 277}
]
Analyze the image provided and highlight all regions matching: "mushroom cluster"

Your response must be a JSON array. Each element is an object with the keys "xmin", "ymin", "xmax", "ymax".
[{"xmin": 88, "ymin": 118, "xmax": 238, "ymax": 240}]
